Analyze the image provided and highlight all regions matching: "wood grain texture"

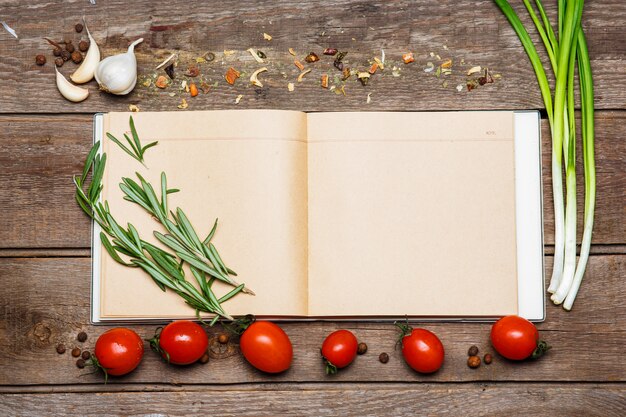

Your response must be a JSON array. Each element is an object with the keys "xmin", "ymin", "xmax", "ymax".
[
  {"xmin": 0, "ymin": 0, "xmax": 624, "ymax": 113},
  {"xmin": 1, "ymin": 112, "xmax": 624, "ymax": 249},
  {"xmin": 0, "ymin": 256, "xmax": 623, "ymax": 386},
  {"xmin": 0, "ymin": 383, "xmax": 624, "ymax": 416}
]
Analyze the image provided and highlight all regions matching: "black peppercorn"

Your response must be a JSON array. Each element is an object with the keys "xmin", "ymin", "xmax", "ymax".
[
  {"xmin": 379, "ymin": 352, "xmax": 389, "ymax": 363},
  {"xmin": 77, "ymin": 332, "xmax": 88, "ymax": 342},
  {"xmin": 65, "ymin": 41, "xmax": 75, "ymax": 53},
  {"xmin": 357, "ymin": 342, "xmax": 368, "ymax": 355},
  {"xmin": 76, "ymin": 358, "xmax": 86, "ymax": 369},
  {"xmin": 35, "ymin": 54, "xmax": 46, "ymax": 66},
  {"xmin": 217, "ymin": 333, "xmax": 229, "ymax": 344},
  {"xmin": 56, "ymin": 344, "xmax": 66, "ymax": 354},
  {"xmin": 78, "ymin": 40, "xmax": 89, "ymax": 52},
  {"xmin": 483, "ymin": 353, "xmax": 493, "ymax": 365},
  {"xmin": 467, "ymin": 355, "xmax": 481, "ymax": 369},
  {"xmin": 71, "ymin": 347, "xmax": 81, "ymax": 357},
  {"xmin": 81, "ymin": 350, "xmax": 91, "ymax": 360},
  {"xmin": 53, "ymin": 47, "xmax": 62, "ymax": 57},
  {"xmin": 468, "ymin": 345, "xmax": 479, "ymax": 356},
  {"xmin": 71, "ymin": 51, "xmax": 83, "ymax": 64},
  {"xmin": 61, "ymin": 50, "xmax": 71, "ymax": 62},
  {"xmin": 199, "ymin": 353, "xmax": 210, "ymax": 364},
  {"xmin": 55, "ymin": 57, "xmax": 64, "ymax": 67},
  {"xmin": 75, "ymin": 23, "xmax": 84, "ymax": 33}
]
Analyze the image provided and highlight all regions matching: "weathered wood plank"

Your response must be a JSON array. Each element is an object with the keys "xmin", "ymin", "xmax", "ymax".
[
  {"xmin": 0, "ymin": 383, "xmax": 624, "ymax": 416},
  {"xmin": 1, "ymin": 112, "xmax": 624, "ymax": 249},
  {"xmin": 0, "ymin": 255, "xmax": 623, "ymax": 385},
  {"xmin": 0, "ymin": 0, "xmax": 624, "ymax": 113}
]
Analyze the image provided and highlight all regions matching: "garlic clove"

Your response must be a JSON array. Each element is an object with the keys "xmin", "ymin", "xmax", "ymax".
[
  {"xmin": 94, "ymin": 38, "xmax": 143, "ymax": 95},
  {"xmin": 70, "ymin": 19, "xmax": 100, "ymax": 84},
  {"xmin": 56, "ymin": 67, "xmax": 89, "ymax": 102}
]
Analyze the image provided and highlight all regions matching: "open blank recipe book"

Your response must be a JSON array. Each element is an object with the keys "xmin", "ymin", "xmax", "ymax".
[{"xmin": 91, "ymin": 110, "xmax": 545, "ymax": 323}]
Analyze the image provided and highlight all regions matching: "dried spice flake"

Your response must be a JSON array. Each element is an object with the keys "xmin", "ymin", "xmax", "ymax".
[
  {"xmin": 247, "ymin": 48, "xmax": 265, "ymax": 63},
  {"xmin": 225, "ymin": 67, "xmax": 241, "ymax": 85},
  {"xmin": 185, "ymin": 65, "xmax": 200, "ymax": 77},
  {"xmin": 402, "ymin": 52, "xmax": 414, "ymax": 64},
  {"xmin": 424, "ymin": 62, "xmax": 435, "ymax": 73},
  {"xmin": 467, "ymin": 66, "xmax": 482, "ymax": 76},
  {"xmin": 333, "ymin": 52, "xmax": 347, "ymax": 71},
  {"xmin": 369, "ymin": 62, "xmax": 378, "ymax": 74},
  {"xmin": 323, "ymin": 48, "xmax": 338, "ymax": 56},
  {"xmin": 200, "ymin": 82, "xmax": 211, "ymax": 94},
  {"xmin": 177, "ymin": 98, "xmax": 188, "ymax": 109},
  {"xmin": 223, "ymin": 50, "xmax": 236, "ymax": 57},
  {"xmin": 357, "ymin": 72, "xmax": 371, "ymax": 86},
  {"xmin": 294, "ymin": 60, "xmax": 305, "ymax": 71},
  {"xmin": 456, "ymin": 83, "xmax": 464, "ymax": 92},
  {"xmin": 155, "ymin": 75, "xmax": 169, "ymax": 89},
  {"xmin": 189, "ymin": 83, "xmax": 198, "ymax": 97},
  {"xmin": 164, "ymin": 63, "xmax": 175, "ymax": 79},
  {"xmin": 288, "ymin": 48, "xmax": 297, "ymax": 56},
  {"xmin": 321, "ymin": 74, "xmax": 329, "ymax": 89},
  {"xmin": 441, "ymin": 59, "xmax": 452, "ymax": 69},
  {"xmin": 128, "ymin": 104, "xmax": 140, "ymax": 112},
  {"xmin": 250, "ymin": 67, "xmax": 268, "ymax": 87},
  {"xmin": 297, "ymin": 69, "xmax": 311, "ymax": 82},
  {"xmin": 156, "ymin": 53, "xmax": 177, "ymax": 70},
  {"xmin": 374, "ymin": 57, "xmax": 385, "ymax": 70},
  {"xmin": 366, "ymin": 92, "xmax": 372, "ymax": 104},
  {"xmin": 287, "ymin": 82, "xmax": 295, "ymax": 92},
  {"xmin": 305, "ymin": 52, "xmax": 320, "ymax": 63},
  {"xmin": 263, "ymin": 33, "xmax": 272, "ymax": 41},
  {"xmin": 235, "ymin": 94, "xmax": 243, "ymax": 104},
  {"xmin": 342, "ymin": 67, "xmax": 351, "ymax": 80}
]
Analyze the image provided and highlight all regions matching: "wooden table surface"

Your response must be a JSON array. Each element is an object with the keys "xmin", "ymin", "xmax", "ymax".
[{"xmin": 1, "ymin": 0, "xmax": 625, "ymax": 415}]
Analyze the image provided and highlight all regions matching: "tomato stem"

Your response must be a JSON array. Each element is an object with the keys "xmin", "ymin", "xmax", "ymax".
[
  {"xmin": 325, "ymin": 360, "xmax": 338, "ymax": 375},
  {"xmin": 531, "ymin": 340, "xmax": 552, "ymax": 359},
  {"xmin": 86, "ymin": 356, "xmax": 110, "ymax": 384},
  {"xmin": 222, "ymin": 314, "xmax": 256, "ymax": 335},
  {"xmin": 394, "ymin": 318, "xmax": 413, "ymax": 348},
  {"xmin": 145, "ymin": 327, "xmax": 171, "ymax": 364}
]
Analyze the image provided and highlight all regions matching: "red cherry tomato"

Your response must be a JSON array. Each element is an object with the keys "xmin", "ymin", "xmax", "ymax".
[
  {"xmin": 491, "ymin": 315, "xmax": 542, "ymax": 360},
  {"xmin": 94, "ymin": 328, "xmax": 144, "ymax": 376},
  {"xmin": 240, "ymin": 321, "xmax": 293, "ymax": 373},
  {"xmin": 399, "ymin": 327, "xmax": 444, "ymax": 374},
  {"xmin": 321, "ymin": 330, "xmax": 358, "ymax": 373},
  {"xmin": 154, "ymin": 320, "xmax": 209, "ymax": 365}
]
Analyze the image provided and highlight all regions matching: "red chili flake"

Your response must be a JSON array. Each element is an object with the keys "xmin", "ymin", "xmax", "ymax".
[
  {"xmin": 402, "ymin": 52, "xmax": 414, "ymax": 64},
  {"xmin": 294, "ymin": 60, "xmax": 305, "ymax": 71},
  {"xmin": 369, "ymin": 62, "xmax": 378, "ymax": 74},
  {"xmin": 333, "ymin": 51, "xmax": 347, "ymax": 71},
  {"xmin": 305, "ymin": 52, "xmax": 320, "ymax": 63},
  {"xmin": 225, "ymin": 67, "xmax": 240, "ymax": 85},
  {"xmin": 321, "ymin": 74, "xmax": 329, "ymax": 89},
  {"xmin": 185, "ymin": 65, "xmax": 200, "ymax": 77},
  {"xmin": 189, "ymin": 83, "xmax": 198, "ymax": 97},
  {"xmin": 200, "ymin": 82, "xmax": 211, "ymax": 94},
  {"xmin": 342, "ymin": 67, "xmax": 351, "ymax": 80},
  {"xmin": 155, "ymin": 75, "xmax": 168, "ymax": 89},
  {"xmin": 323, "ymin": 48, "xmax": 338, "ymax": 56}
]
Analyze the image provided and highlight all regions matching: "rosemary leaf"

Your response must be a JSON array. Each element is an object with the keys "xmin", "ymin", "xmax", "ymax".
[
  {"xmin": 81, "ymin": 142, "xmax": 100, "ymax": 184},
  {"xmin": 218, "ymin": 284, "xmax": 245, "ymax": 303},
  {"xmin": 100, "ymin": 232, "xmax": 132, "ymax": 266},
  {"xmin": 203, "ymin": 219, "xmax": 219, "ymax": 245},
  {"xmin": 175, "ymin": 208, "xmax": 204, "ymax": 251},
  {"xmin": 107, "ymin": 132, "xmax": 140, "ymax": 163}
]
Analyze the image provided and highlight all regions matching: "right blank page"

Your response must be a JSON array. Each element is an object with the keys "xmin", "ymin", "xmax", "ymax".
[{"xmin": 307, "ymin": 111, "xmax": 518, "ymax": 317}]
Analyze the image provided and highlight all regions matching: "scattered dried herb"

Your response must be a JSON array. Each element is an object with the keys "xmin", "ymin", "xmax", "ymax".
[
  {"xmin": 402, "ymin": 52, "xmax": 414, "ymax": 64},
  {"xmin": 287, "ymin": 82, "xmax": 295, "ymax": 92},
  {"xmin": 467, "ymin": 65, "xmax": 481, "ymax": 76},
  {"xmin": 288, "ymin": 48, "xmax": 296, "ymax": 56},
  {"xmin": 257, "ymin": 50, "xmax": 267, "ymax": 59},
  {"xmin": 189, "ymin": 83, "xmax": 198, "ymax": 97},
  {"xmin": 178, "ymin": 98, "xmax": 188, "ymax": 109},
  {"xmin": 333, "ymin": 52, "xmax": 347, "ymax": 71},
  {"xmin": 357, "ymin": 72, "xmax": 370, "ymax": 86},
  {"xmin": 224, "ymin": 67, "xmax": 240, "ymax": 85},
  {"xmin": 200, "ymin": 82, "xmax": 211, "ymax": 94},
  {"xmin": 249, "ymin": 67, "xmax": 268, "ymax": 87},
  {"xmin": 342, "ymin": 67, "xmax": 351, "ymax": 80},
  {"xmin": 164, "ymin": 63, "xmax": 175, "ymax": 79},
  {"xmin": 247, "ymin": 48, "xmax": 265, "ymax": 63},
  {"xmin": 294, "ymin": 60, "xmax": 304, "ymax": 71},
  {"xmin": 305, "ymin": 52, "xmax": 320, "ymax": 63},
  {"xmin": 297, "ymin": 69, "xmax": 311, "ymax": 82},
  {"xmin": 235, "ymin": 94, "xmax": 243, "ymax": 104},
  {"xmin": 467, "ymin": 79, "xmax": 479, "ymax": 91},
  {"xmin": 35, "ymin": 54, "xmax": 46, "ymax": 66},
  {"xmin": 441, "ymin": 59, "xmax": 452, "ymax": 69},
  {"xmin": 263, "ymin": 32, "xmax": 272, "ymax": 41},
  {"xmin": 323, "ymin": 48, "xmax": 338, "ymax": 56},
  {"xmin": 185, "ymin": 65, "xmax": 200, "ymax": 77}
]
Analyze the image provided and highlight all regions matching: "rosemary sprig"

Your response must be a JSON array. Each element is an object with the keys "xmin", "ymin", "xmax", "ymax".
[
  {"xmin": 119, "ymin": 172, "xmax": 255, "ymax": 295},
  {"xmin": 106, "ymin": 116, "xmax": 158, "ymax": 167},
  {"xmin": 74, "ymin": 141, "xmax": 243, "ymax": 321}
]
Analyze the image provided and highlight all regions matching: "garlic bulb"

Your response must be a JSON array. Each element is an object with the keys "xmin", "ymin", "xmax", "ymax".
[
  {"xmin": 94, "ymin": 38, "xmax": 143, "ymax": 95},
  {"xmin": 70, "ymin": 20, "xmax": 100, "ymax": 84},
  {"xmin": 55, "ymin": 67, "xmax": 89, "ymax": 102}
]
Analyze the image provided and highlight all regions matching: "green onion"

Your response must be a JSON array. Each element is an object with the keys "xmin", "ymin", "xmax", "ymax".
[{"xmin": 494, "ymin": 0, "xmax": 595, "ymax": 310}]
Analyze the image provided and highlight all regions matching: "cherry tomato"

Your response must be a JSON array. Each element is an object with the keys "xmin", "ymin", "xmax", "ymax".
[
  {"xmin": 399, "ymin": 327, "xmax": 444, "ymax": 374},
  {"xmin": 94, "ymin": 328, "xmax": 144, "ymax": 376},
  {"xmin": 240, "ymin": 321, "xmax": 293, "ymax": 373},
  {"xmin": 491, "ymin": 315, "xmax": 545, "ymax": 360},
  {"xmin": 153, "ymin": 320, "xmax": 209, "ymax": 365},
  {"xmin": 321, "ymin": 330, "xmax": 358, "ymax": 374}
]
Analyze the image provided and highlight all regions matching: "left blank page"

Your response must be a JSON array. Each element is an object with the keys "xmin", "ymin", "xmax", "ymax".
[{"xmin": 99, "ymin": 110, "xmax": 309, "ymax": 318}]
